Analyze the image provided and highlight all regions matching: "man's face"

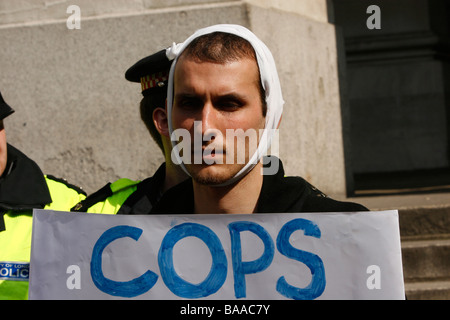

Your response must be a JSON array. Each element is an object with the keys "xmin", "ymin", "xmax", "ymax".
[
  {"xmin": 172, "ymin": 55, "xmax": 266, "ymax": 185},
  {"xmin": 0, "ymin": 121, "xmax": 7, "ymax": 176}
]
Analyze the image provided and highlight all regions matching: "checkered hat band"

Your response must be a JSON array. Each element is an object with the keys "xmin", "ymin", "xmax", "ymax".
[{"xmin": 140, "ymin": 72, "xmax": 169, "ymax": 91}]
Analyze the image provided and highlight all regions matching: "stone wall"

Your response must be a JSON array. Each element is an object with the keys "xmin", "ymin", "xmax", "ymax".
[{"xmin": 0, "ymin": 0, "xmax": 348, "ymax": 196}]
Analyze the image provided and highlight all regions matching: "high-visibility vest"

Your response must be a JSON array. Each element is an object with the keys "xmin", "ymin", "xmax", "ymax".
[
  {"xmin": 0, "ymin": 176, "xmax": 86, "ymax": 300},
  {"xmin": 72, "ymin": 178, "xmax": 140, "ymax": 215},
  {"xmin": 72, "ymin": 163, "xmax": 167, "ymax": 215}
]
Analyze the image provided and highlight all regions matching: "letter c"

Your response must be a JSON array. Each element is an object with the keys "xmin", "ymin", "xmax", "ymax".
[{"xmin": 90, "ymin": 225, "xmax": 158, "ymax": 298}]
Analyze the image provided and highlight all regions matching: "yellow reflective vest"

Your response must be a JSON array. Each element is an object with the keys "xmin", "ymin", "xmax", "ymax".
[
  {"xmin": 0, "ymin": 145, "xmax": 86, "ymax": 300},
  {"xmin": 72, "ymin": 164, "xmax": 172, "ymax": 215},
  {"xmin": 72, "ymin": 163, "xmax": 176, "ymax": 215},
  {"xmin": 82, "ymin": 178, "xmax": 140, "ymax": 215}
]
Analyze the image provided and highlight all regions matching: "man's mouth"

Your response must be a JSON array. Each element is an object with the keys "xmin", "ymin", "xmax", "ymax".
[{"xmin": 191, "ymin": 145, "xmax": 225, "ymax": 163}]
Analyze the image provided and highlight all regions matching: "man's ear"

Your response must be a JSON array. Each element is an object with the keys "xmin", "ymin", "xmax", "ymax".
[{"xmin": 153, "ymin": 107, "xmax": 170, "ymax": 138}]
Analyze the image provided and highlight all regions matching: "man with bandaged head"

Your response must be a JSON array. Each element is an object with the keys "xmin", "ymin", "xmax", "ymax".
[{"xmin": 151, "ymin": 24, "xmax": 367, "ymax": 214}]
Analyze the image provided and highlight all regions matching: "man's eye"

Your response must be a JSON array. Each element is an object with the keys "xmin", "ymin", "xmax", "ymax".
[
  {"xmin": 177, "ymin": 98, "xmax": 202, "ymax": 109},
  {"xmin": 218, "ymin": 100, "xmax": 243, "ymax": 110}
]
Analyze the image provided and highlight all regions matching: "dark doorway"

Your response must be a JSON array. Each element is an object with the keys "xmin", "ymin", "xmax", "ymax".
[{"xmin": 331, "ymin": 0, "xmax": 450, "ymax": 196}]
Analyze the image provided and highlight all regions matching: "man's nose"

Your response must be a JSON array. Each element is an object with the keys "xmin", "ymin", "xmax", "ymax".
[{"xmin": 200, "ymin": 102, "xmax": 216, "ymax": 134}]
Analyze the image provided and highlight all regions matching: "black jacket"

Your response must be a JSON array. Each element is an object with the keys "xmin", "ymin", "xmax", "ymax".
[
  {"xmin": 119, "ymin": 157, "xmax": 368, "ymax": 215},
  {"xmin": 0, "ymin": 144, "xmax": 52, "ymax": 212},
  {"xmin": 0, "ymin": 144, "xmax": 86, "ymax": 231},
  {"xmin": 0, "ymin": 144, "xmax": 52, "ymax": 231}
]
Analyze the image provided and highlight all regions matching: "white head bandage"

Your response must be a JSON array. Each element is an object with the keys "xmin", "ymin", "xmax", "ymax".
[{"xmin": 166, "ymin": 24, "xmax": 284, "ymax": 186}]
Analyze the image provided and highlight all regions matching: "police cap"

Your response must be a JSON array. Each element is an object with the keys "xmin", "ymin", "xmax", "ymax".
[
  {"xmin": 0, "ymin": 91, "xmax": 15, "ymax": 121},
  {"xmin": 125, "ymin": 49, "xmax": 172, "ymax": 96}
]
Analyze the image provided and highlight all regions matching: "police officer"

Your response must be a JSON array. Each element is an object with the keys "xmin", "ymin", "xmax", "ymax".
[
  {"xmin": 73, "ymin": 48, "xmax": 187, "ymax": 214},
  {"xmin": 0, "ymin": 91, "xmax": 87, "ymax": 299}
]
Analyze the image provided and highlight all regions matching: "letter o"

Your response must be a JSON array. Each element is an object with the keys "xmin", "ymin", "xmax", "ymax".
[
  {"xmin": 158, "ymin": 223, "xmax": 227, "ymax": 298},
  {"xmin": 0, "ymin": 268, "xmax": 8, "ymax": 277}
]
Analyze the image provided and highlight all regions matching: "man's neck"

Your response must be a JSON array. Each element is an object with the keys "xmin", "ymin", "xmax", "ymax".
[
  {"xmin": 193, "ymin": 163, "xmax": 264, "ymax": 214},
  {"xmin": 163, "ymin": 160, "xmax": 188, "ymax": 193}
]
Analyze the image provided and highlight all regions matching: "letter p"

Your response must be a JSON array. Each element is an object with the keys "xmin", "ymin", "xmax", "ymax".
[{"xmin": 228, "ymin": 221, "xmax": 275, "ymax": 299}]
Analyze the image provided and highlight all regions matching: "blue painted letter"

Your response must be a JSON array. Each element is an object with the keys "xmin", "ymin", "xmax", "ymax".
[
  {"xmin": 276, "ymin": 218, "xmax": 326, "ymax": 300},
  {"xmin": 158, "ymin": 223, "xmax": 227, "ymax": 298},
  {"xmin": 228, "ymin": 221, "xmax": 275, "ymax": 298},
  {"xmin": 90, "ymin": 225, "xmax": 158, "ymax": 298}
]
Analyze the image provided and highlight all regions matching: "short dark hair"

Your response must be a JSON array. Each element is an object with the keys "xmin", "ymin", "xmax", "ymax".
[
  {"xmin": 140, "ymin": 88, "xmax": 165, "ymax": 153},
  {"xmin": 180, "ymin": 32, "xmax": 267, "ymax": 116}
]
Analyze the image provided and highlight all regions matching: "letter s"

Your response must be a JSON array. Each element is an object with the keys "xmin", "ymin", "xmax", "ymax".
[
  {"xmin": 90, "ymin": 225, "xmax": 158, "ymax": 298},
  {"xmin": 276, "ymin": 219, "xmax": 326, "ymax": 300}
]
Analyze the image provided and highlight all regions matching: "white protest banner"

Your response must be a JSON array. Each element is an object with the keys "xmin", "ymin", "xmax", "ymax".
[{"xmin": 29, "ymin": 209, "xmax": 404, "ymax": 300}]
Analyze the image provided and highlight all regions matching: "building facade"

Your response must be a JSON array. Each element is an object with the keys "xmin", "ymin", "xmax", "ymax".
[{"xmin": 1, "ymin": 0, "xmax": 448, "ymax": 197}]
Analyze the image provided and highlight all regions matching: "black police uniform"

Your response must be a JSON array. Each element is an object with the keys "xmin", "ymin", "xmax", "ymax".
[{"xmin": 119, "ymin": 156, "xmax": 368, "ymax": 215}]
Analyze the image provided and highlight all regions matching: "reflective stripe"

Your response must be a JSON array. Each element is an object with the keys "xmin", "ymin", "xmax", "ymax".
[
  {"xmin": 0, "ymin": 262, "xmax": 29, "ymax": 281},
  {"xmin": 87, "ymin": 179, "xmax": 140, "ymax": 215}
]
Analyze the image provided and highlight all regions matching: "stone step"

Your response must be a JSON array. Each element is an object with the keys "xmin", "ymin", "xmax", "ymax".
[
  {"xmin": 401, "ymin": 238, "xmax": 450, "ymax": 281},
  {"xmin": 344, "ymin": 193, "xmax": 450, "ymax": 299},
  {"xmin": 346, "ymin": 192, "xmax": 450, "ymax": 239},
  {"xmin": 399, "ymin": 206, "xmax": 450, "ymax": 240},
  {"xmin": 405, "ymin": 279, "xmax": 450, "ymax": 300}
]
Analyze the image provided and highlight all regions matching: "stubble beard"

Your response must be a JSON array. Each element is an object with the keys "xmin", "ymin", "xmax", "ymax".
[{"xmin": 186, "ymin": 162, "xmax": 246, "ymax": 186}]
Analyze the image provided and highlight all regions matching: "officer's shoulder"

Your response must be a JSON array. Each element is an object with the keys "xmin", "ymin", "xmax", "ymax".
[
  {"xmin": 304, "ymin": 195, "xmax": 369, "ymax": 212},
  {"xmin": 71, "ymin": 178, "xmax": 140, "ymax": 212},
  {"xmin": 285, "ymin": 175, "xmax": 369, "ymax": 212},
  {"xmin": 110, "ymin": 178, "xmax": 141, "ymax": 193},
  {"xmin": 45, "ymin": 175, "xmax": 86, "ymax": 196}
]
